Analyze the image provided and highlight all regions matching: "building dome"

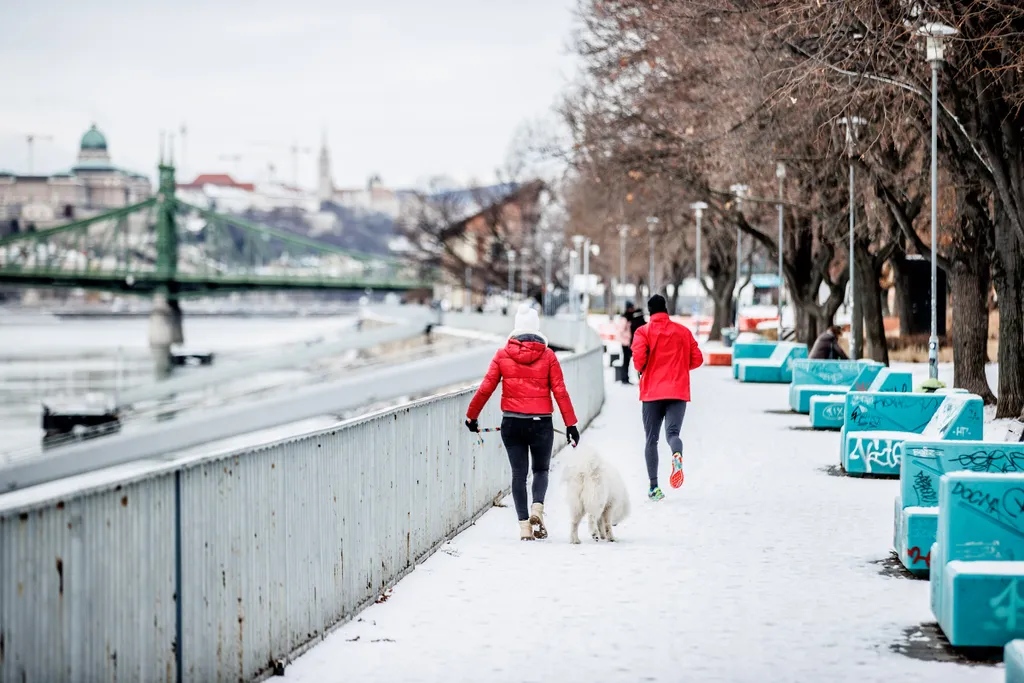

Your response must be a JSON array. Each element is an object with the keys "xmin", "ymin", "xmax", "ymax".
[{"xmin": 80, "ymin": 125, "xmax": 107, "ymax": 151}]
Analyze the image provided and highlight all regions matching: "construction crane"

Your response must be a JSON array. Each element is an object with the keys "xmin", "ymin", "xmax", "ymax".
[
  {"xmin": 25, "ymin": 133, "xmax": 54, "ymax": 174},
  {"xmin": 248, "ymin": 141, "xmax": 312, "ymax": 188}
]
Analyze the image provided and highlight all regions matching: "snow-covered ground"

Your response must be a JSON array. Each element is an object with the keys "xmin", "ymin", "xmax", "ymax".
[{"xmin": 284, "ymin": 363, "xmax": 1004, "ymax": 683}]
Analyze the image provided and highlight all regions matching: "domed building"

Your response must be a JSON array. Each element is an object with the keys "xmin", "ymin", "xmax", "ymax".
[{"xmin": 0, "ymin": 124, "xmax": 152, "ymax": 232}]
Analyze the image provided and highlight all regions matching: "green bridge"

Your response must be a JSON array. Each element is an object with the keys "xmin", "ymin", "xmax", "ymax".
[{"xmin": 0, "ymin": 162, "xmax": 429, "ymax": 298}]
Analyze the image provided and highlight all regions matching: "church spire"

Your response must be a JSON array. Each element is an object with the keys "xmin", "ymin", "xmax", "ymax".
[{"xmin": 317, "ymin": 128, "xmax": 334, "ymax": 203}]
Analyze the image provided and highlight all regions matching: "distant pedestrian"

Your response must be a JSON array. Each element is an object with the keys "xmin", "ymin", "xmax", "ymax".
[
  {"xmin": 465, "ymin": 303, "xmax": 580, "ymax": 541},
  {"xmin": 614, "ymin": 306, "xmax": 632, "ymax": 384},
  {"xmin": 631, "ymin": 294, "xmax": 703, "ymax": 500},
  {"xmin": 809, "ymin": 325, "xmax": 848, "ymax": 360}
]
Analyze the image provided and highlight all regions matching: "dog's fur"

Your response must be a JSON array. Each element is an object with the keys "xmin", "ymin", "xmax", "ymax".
[{"xmin": 562, "ymin": 445, "xmax": 631, "ymax": 544}]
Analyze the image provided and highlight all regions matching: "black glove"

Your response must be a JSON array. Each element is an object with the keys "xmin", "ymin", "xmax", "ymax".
[
  {"xmin": 566, "ymin": 425, "xmax": 580, "ymax": 447},
  {"xmin": 465, "ymin": 418, "xmax": 479, "ymax": 433}
]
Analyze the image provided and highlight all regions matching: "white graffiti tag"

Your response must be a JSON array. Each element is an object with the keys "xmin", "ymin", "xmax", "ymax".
[
  {"xmin": 990, "ymin": 579, "xmax": 1024, "ymax": 630},
  {"xmin": 850, "ymin": 438, "xmax": 903, "ymax": 473}
]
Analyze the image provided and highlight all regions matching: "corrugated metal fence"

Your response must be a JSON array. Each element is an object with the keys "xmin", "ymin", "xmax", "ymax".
[{"xmin": 0, "ymin": 316, "xmax": 605, "ymax": 682}]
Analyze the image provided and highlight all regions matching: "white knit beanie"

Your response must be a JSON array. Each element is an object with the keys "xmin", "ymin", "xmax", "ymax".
[{"xmin": 514, "ymin": 302, "xmax": 541, "ymax": 333}]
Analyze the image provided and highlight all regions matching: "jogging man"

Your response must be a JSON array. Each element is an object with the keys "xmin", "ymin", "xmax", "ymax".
[{"xmin": 631, "ymin": 294, "xmax": 703, "ymax": 500}]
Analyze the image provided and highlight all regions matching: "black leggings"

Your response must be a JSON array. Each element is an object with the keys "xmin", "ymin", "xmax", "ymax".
[{"xmin": 500, "ymin": 416, "xmax": 554, "ymax": 521}]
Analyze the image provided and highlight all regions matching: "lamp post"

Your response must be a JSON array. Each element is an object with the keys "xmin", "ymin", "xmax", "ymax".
[
  {"xmin": 464, "ymin": 265, "xmax": 472, "ymax": 314},
  {"xmin": 919, "ymin": 21, "xmax": 958, "ymax": 381},
  {"xmin": 775, "ymin": 162, "xmax": 786, "ymax": 340},
  {"xmin": 571, "ymin": 235, "xmax": 585, "ymax": 319},
  {"xmin": 690, "ymin": 202, "xmax": 708, "ymax": 336},
  {"xmin": 506, "ymin": 249, "xmax": 516, "ymax": 312},
  {"xmin": 618, "ymin": 225, "xmax": 629, "ymax": 313},
  {"xmin": 838, "ymin": 115, "xmax": 866, "ymax": 359},
  {"xmin": 520, "ymin": 247, "xmax": 531, "ymax": 299},
  {"xmin": 646, "ymin": 216, "xmax": 658, "ymax": 299},
  {"xmin": 587, "ymin": 243, "xmax": 600, "ymax": 316},
  {"xmin": 542, "ymin": 241, "xmax": 553, "ymax": 316},
  {"xmin": 729, "ymin": 184, "xmax": 748, "ymax": 327}
]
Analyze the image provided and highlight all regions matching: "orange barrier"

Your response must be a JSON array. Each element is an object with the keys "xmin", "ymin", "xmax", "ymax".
[{"xmin": 707, "ymin": 351, "xmax": 732, "ymax": 367}]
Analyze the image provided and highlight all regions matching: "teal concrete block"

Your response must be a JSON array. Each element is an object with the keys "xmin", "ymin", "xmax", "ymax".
[
  {"xmin": 1006, "ymin": 640, "xmax": 1024, "ymax": 683},
  {"xmin": 787, "ymin": 360, "xmax": 880, "ymax": 413},
  {"xmin": 810, "ymin": 394, "xmax": 847, "ymax": 429},
  {"xmin": 841, "ymin": 394, "xmax": 984, "ymax": 475},
  {"xmin": 872, "ymin": 368, "xmax": 913, "ymax": 393},
  {"xmin": 789, "ymin": 385, "xmax": 849, "ymax": 413},
  {"xmin": 936, "ymin": 472, "xmax": 1024, "ymax": 564},
  {"xmin": 941, "ymin": 561, "xmax": 1024, "ymax": 647},
  {"xmin": 736, "ymin": 343, "xmax": 807, "ymax": 384},
  {"xmin": 901, "ymin": 440, "xmax": 1024, "ymax": 510},
  {"xmin": 896, "ymin": 505, "xmax": 938, "ymax": 577},
  {"xmin": 731, "ymin": 341, "xmax": 776, "ymax": 379},
  {"xmin": 931, "ymin": 541, "xmax": 944, "ymax": 620}
]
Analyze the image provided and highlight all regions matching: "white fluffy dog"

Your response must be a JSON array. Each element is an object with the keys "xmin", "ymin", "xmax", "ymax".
[{"xmin": 562, "ymin": 445, "xmax": 631, "ymax": 544}]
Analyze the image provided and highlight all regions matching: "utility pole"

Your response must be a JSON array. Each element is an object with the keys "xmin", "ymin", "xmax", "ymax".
[{"xmin": 25, "ymin": 133, "xmax": 54, "ymax": 174}]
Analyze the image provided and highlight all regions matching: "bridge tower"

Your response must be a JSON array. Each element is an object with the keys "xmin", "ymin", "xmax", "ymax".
[{"xmin": 149, "ymin": 158, "xmax": 183, "ymax": 370}]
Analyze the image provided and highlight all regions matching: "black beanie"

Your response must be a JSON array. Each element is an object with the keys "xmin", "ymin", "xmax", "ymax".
[{"xmin": 648, "ymin": 294, "xmax": 667, "ymax": 315}]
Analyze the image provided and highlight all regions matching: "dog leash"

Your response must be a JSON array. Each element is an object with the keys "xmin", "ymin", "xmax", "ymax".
[{"xmin": 472, "ymin": 425, "xmax": 571, "ymax": 447}]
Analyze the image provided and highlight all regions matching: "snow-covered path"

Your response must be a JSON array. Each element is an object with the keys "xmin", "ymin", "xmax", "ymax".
[{"xmin": 285, "ymin": 364, "xmax": 1003, "ymax": 683}]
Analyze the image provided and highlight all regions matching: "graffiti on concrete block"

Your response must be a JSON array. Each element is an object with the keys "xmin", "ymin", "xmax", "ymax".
[
  {"xmin": 913, "ymin": 470, "xmax": 938, "ymax": 506},
  {"xmin": 907, "ymin": 546, "xmax": 931, "ymax": 568},
  {"xmin": 954, "ymin": 449, "xmax": 1024, "ymax": 475},
  {"xmin": 822, "ymin": 404, "xmax": 845, "ymax": 421},
  {"xmin": 850, "ymin": 437, "xmax": 903, "ymax": 473},
  {"xmin": 989, "ymin": 579, "xmax": 1024, "ymax": 630}
]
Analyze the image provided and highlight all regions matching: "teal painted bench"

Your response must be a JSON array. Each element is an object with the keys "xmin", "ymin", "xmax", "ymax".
[
  {"xmin": 736, "ymin": 342, "xmax": 808, "ymax": 384},
  {"xmin": 731, "ymin": 341, "xmax": 777, "ymax": 379},
  {"xmin": 894, "ymin": 440, "xmax": 1024, "ymax": 577},
  {"xmin": 931, "ymin": 472, "xmax": 1024, "ymax": 648},
  {"xmin": 840, "ymin": 392, "xmax": 983, "ymax": 476},
  {"xmin": 808, "ymin": 368, "xmax": 913, "ymax": 429},
  {"xmin": 1007, "ymin": 641, "xmax": 1024, "ymax": 682},
  {"xmin": 788, "ymin": 360, "xmax": 882, "ymax": 413}
]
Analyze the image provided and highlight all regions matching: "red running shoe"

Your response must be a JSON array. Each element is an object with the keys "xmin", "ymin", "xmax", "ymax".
[{"xmin": 669, "ymin": 452, "xmax": 685, "ymax": 488}]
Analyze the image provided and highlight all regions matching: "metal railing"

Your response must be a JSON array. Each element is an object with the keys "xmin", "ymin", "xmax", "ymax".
[{"xmin": 0, "ymin": 312, "xmax": 605, "ymax": 683}]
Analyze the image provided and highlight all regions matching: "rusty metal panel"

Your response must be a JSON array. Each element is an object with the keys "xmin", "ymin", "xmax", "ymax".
[
  {"xmin": 0, "ymin": 474, "xmax": 178, "ymax": 683},
  {"xmin": 0, "ymin": 316, "xmax": 604, "ymax": 683}
]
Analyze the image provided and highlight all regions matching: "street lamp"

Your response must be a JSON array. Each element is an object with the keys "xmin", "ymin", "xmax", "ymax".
[
  {"xmin": 506, "ymin": 249, "xmax": 516, "ymax": 312},
  {"xmin": 775, "ymin": 162, "xmax": 786, "ymax": 340},
  {"xmin": 520, "ymin": 247, "xmax": 531, "ymax": 299},
  {"xmin": 690, "ymin": 201, "xmax": 708, "ymax": 337},
  {"xmin": 618, "ymin": 225, "xmax": 630, "ymax": 314},
  {"xmin": 543, "ymin": 241, "xmax": 553, "ymax": 315},
  {"xmin": 585, "ymin": 242, "xmax": 600, "ymax": 316},
  {"xmin": 646, "ymin": 216, "xmax": 658, "ymax": 298},
  {"xmin": 838, "ymin": 115, "xmax": 867, "ymax": 359},
  {"xmin": 919, "ymin": 21, "xmax": 958, "ymax": 381},
  {"xmin": 569, "ymin": 235, "xmax": 585, "ymax": 321},
  {"xmin": 729, "ymin": 184, "xmax": 749, "ymax": 327}
]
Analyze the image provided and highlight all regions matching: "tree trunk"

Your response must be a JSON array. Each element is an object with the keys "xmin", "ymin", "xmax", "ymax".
[
  {"xmin": 949, "ymin": 257, "xmax": 996, "ymax": 403},
  {"xmin": 993, "ymin": 210, "xmax": 1024, "ymax": 418},
  {"xmin": 889, "ymin": 251, "xmax": 916, "ymax": 337},
  {"xmin": 854, "ymin": 240, "xmax": 890, "ymax": 364},
  {"xmin": 796, "ymin": 306, "xmax": 817, "ymax": 348}
]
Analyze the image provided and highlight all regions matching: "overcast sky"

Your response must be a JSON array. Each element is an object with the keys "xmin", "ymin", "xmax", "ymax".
[{"xmin": 0, "ymin": 0, "xmax": 579, "ymax": 190}]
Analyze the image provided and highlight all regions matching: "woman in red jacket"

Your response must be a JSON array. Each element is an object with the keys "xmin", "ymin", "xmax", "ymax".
[{"xmin": 465, "ymin": 303, "xmax": 580, "ymax": 541}]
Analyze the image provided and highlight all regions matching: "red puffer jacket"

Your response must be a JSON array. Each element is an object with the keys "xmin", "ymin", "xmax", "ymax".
[
  {"xmin": 631, "ymin": 312, "xmax": 704, "ymax": 402},
  {"xmin": 466, "ymin": 335, "xmax": 578, "ymax": 426}
]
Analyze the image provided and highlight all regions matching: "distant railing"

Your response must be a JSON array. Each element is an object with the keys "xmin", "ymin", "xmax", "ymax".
[{"xmin": 0, "ymin": 310, "xmax": 605, "ymax": 683}]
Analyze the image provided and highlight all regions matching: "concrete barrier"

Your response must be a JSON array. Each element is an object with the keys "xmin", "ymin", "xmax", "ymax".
[
  {"xmin": 736, "ymin": 342, "xmax": 807, "ymax": 384},
  {"xmin": 895, "ymin": 440, "xmax": 1024, "ymax": 576},
  {"xmin": 841, "ymin": 392, "xmax": 984, "ymax": 476},
  {"xmin": 731, "ymin": 341, "xmax": 777, "ymax": 379},
  {"xmin": 808, "ymin": 368, "xmax": 913, "ymax": 429},
  {"xmin": 931, "ymin": 472, "xmax": 1024, "ymax": 648},
  {"xmin": 788, "ymin": 360, "xmax": 881, "ymax": 413}
]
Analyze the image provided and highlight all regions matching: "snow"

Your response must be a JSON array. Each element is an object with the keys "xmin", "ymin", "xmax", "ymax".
[{"xmin": 284, "ymin": 365, "xmax": 1002, "ymax": 683}]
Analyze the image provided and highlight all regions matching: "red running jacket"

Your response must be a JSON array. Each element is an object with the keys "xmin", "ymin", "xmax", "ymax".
[
  {"xmin": 466, "ymin": 336, "xmax": 578, "ymax": 426},
  {"xmin": 631, "ymin": 312, "xmax": 704, "ymax": 402}
]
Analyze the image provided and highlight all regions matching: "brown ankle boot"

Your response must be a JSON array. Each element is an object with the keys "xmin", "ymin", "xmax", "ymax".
[
  {"xmin": 519, "ymin": 519, "xmax": 535, "ymax": 541},
  {"xmin": 529, "ymin": 502, "xmax": 548, "ymax": 539}
]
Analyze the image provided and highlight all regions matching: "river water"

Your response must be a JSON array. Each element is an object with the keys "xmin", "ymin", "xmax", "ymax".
[{"xmin": 0, "ymin": 313, "xmax": 359, "ymax": 456}]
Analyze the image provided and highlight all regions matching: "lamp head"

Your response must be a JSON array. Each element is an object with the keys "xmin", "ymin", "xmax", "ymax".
[
  {"xmin": 776, "ymin": 162, "xmax": 786, "ymax": 179},
  {"xmin": 918, "ymin": 22, "xmax": 958, "ymax": 62},
  {"xmin": 571, "ymin": 235, "xmax": 585, "ymax": 248},
  {"xmin": 542, "ymin": 242, "xmax": 553, "ymax": 256},
  {"xmin": 690, "ymin": 201, "xmax": 708, "ymax": 216}
]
